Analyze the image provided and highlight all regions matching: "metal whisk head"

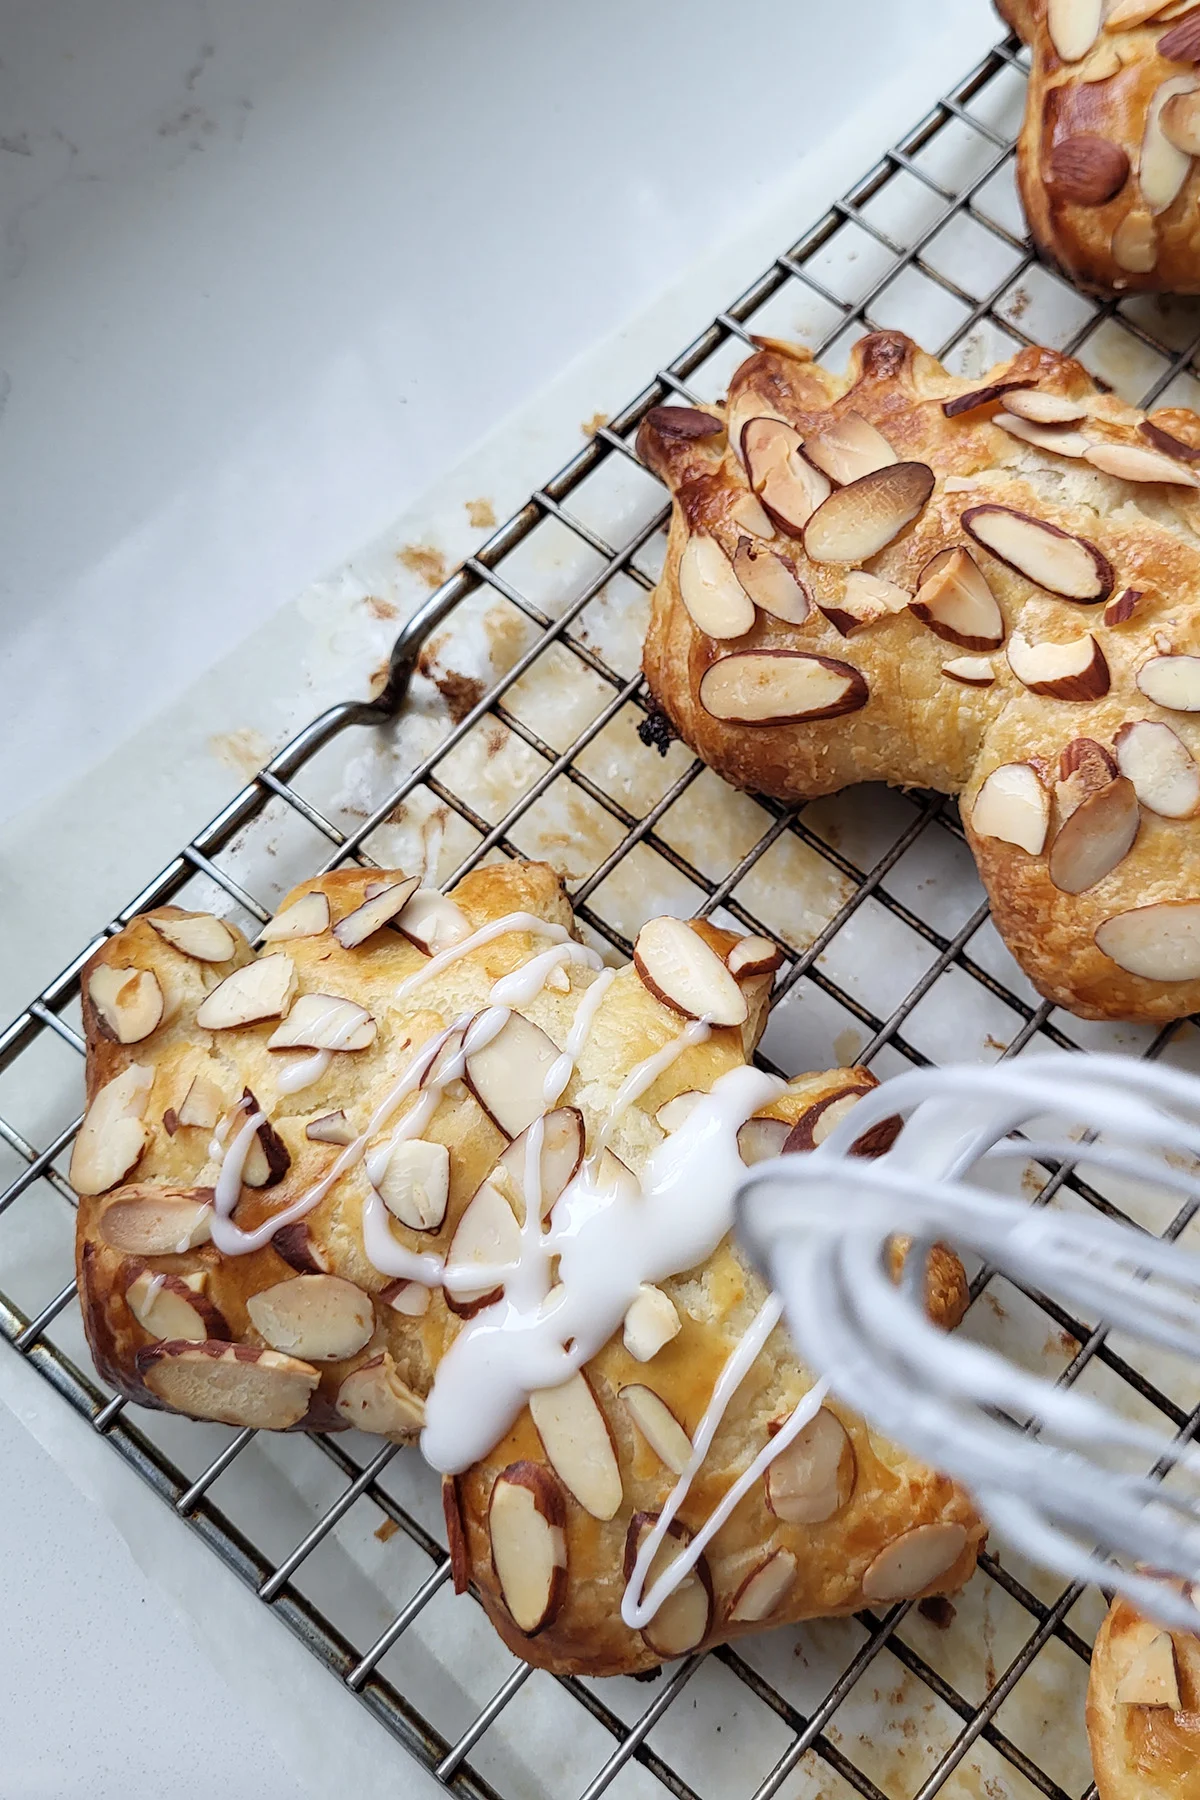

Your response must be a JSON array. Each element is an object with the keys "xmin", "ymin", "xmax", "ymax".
[{"xmin": 736, "ymin": 1053, "xmax": 1200, "ymax": 1633}]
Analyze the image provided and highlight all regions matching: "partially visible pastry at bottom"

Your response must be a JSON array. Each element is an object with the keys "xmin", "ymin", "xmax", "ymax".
[{"xmin": 1088, "ymin": 1593, "xmax": 1200, "ymax": 1799}]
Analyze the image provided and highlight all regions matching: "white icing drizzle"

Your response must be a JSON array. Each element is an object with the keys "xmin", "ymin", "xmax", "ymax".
[
  {"xmin": 592, "ymin": 1017, "xmax": 711, "ymax": 1160},
  {"xmin": 543, "ymin": 967, "xmax": 617, "ymax": 1107},
  {"xmin": 488, "ymin": 941, "xmax": 602, "ymax": 1008},
  {"xmin": 275, "ymin": 1049, "xmax": 333, "ymax": 1094},
  {"xmin": 142, "ymin": 1273, "xmax": 166, "ymax": 1308},
  {"xmin": 394, "ymin": 912, "xmax": 572, "ymax": 1003}
]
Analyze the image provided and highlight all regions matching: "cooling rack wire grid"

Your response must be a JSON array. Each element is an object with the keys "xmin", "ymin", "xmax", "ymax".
[{"xmin": 9, "ymin": 31, "xmax": 1200, "ymax": 1800}]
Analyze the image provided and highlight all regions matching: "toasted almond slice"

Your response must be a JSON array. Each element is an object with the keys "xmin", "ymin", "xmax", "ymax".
[
  {"xmin": 963, "ymin": 505, "xmax": 1113, "ymax": 602},
  {"xmin": 633, "ymin": 917, "xmax": 748, "ymax": 1027},
  {"xmin": 782, "ymin": 1086, "xmax": 870, "ymax": 1152},
  {"xmin": 530, "ymin": 1372, "xmax": 623, "ymax": 1520},
  {"xmin": 731, "ymin": 537, "xmax": 811, "ymax": 624},
  {"xmin": 381, "ymin": 1278, "xmax": 431, "ymax": 1316},
  {"xmin": 335, "ymin": 1352, "xmax": 426, "ymax": 1437},
  {"xmin": 87, "ymin": 966, "xmax": 164, "ymax": 1045},
  {"xmin": 728, "ymin": 491, "xmax": 774, "ymax": 538},
  {"xmin": 941, "ymin": 379, "xmax": 1034, "ymax": 418},
  {"xmin": 137, "ymin": 1340, "xmax": 318, "ymax": 1429},
  {"xmin": 698, "ymin": 651, "xmax": 869, "ymax": 725},
  {"xmin": 178, "ymin": 1072, "xmax": 224, "ymax": 1129},
  {"xmin": 149, "ymin": 912, "xmax": 237, "ymax": 962},
  {"xmin": 655, "ymin": 1091, "xmax": 701, "ymax": 1133},
  {"xmin": 1105, "ymin": 587, "xmax": 1143, "ymax": 625},
  {"xmin": 1004, "ymin": 390, "xmax": 1091, "ymax": 425},
  {"xmin": 972, "ymin": 764, "xmax": 1050, "ymax": 855},
  {"xmin": 729, "ymin": 1549, "xmax": 797, "ymax": 1624},
  {"xmin": 911, "ymin": 547, "xmax": 1004, "ymax": 651},
  {"xmin": 643, "ymin": 405, "xmax": 724, "ymax": 441},
  {"xmin": 126, "ymin": 1269, "xmax": 221, "ymax": 1342},
  {"xmin": 1080, "ymin": 40, "xmax": 1124, "ymax": 79},
  {"xmin": 443, "ymin": 1475, "xmax": 470, "ymax": 1592},
  {"xmin": 1113, "ymin": 208, "xmax": 1158, "ymax": 272},
  {"xmin": 862, "ymin": 1523, "xmax": 969, "ymax": 1601},
  {"xmin": 1163, "ymin": 86, "xmax": 1200, "ymax": 153},
  {"xmin": 464, "ymin": 1011, "xmax": 562, "ymax": 1137},
  {"xmin": 765, "ymin": 1406, "xmax": 856, "ymax": 1523},
  {"xmin": 70, "ymin": 1064, "xmax": 154, "ymax": 1196},
  {"xmin": 306, "ymin": 1109, "xmax": 355, "ymax": 1145},
  {"xmin": 1007, "ymin": 630, "xmax": 1110, "ymax": 700},
  {"xmin": 1115, "ymin": 1631, "xmax": 1182, "ymax": 1707},
  {"xmin": 247, "ymin": 1273, "xmax": 373, "ymax": 1361},
  {"xmin": 238, "ymin": 1100, "xmax": 291, "ymax": 1189},
  {"xmin": 497, "ymin": 1107, "xmax": 585, "ymax": 1223},
  {"xmin": 1137, "ymin": 653, "xmax": 1200, "ymax": 710},
  {"xmin": 422, "ymin": 1025, "xmax": 467, "ymax": 1091},
  {"xmin": 490, "ymin": 1463, "xmax": 568, "ymax": 1635},
  {"xmin": 375, "ymin": 1138, "xmax": 451, "ymax": 1231},
  {"xmin": 623, "ymin": 1513, "xmax": 713, "ymax": 1658},
  {"xmin": 1086, "ymin": 438, "xmax": 1200, "ymax": 485},
  {"xmin": 395, "ymin": 888, "xmax": 472, "ymax": 956},
  {"xmin": 727, "ymin": 935, "xmax": 783, "ymax": 979},
  {"xmin": 1143, "ymin": 418, "xmax": 1200, "ymax": 461},
  {"xmin": 803, "ymin": 462, "xmax": 934, "ymax": 564},
  {"xmin": 195, "ymin": 954, "xmax": 297, "ymax": 1030},
  {"xmin": 1048, "ymin": 0, "xmax": 1102, "ymax": 59},
  {"xmin": 802, "ymin": 411, "xmax": 897, "ymax": 486},
  {"xmin": 1142, "ymin": 76, "xmax": 1199, "ymax": 212},
  {"xmin": 678, "ymin": 535, "xmax": 756, "ymax": 638},
  {"xmin": 333, "ymin": 877, "xmax": 422, "ymax": 949},
  {"xmin": 1096, "ymin": 900, "xmax": 1200, "ymax": 978},
  {"xmin": 1115, "ymin": 719, "xmax": 1200, "ymax": 816},
  {"xmin": 820, "ymin": 570, "xmax": 911, "ymax": 637},
  {"xmin": 1058, "ymin": 736, "xmax": 1118, "ymax": 818},
  {"xmin": 445, "ymin": 1177, "xmax": 521, "ymax": 1313},
  {"xmin": 737, "ymin": 1116, "xmax": 792, "ymax": 1165},
  {"xmin": 1048, "ymin": 776, "xmax": 1140, "ymax": 893},
  {"xmin": 98, "ymin": 1184, "xmax": 214, "ymax": 1254},
  {"xmin": 744, "ymin": 419, "xmax": 831, "ymax": 534},
  {"xmin": 623, "ymin": 1284, "xmax": 682, "ymax": 1361},
  {"xmin": 272, "ymin": 1222, "xmax": 331, "ymax": 1274},
  {"xmin": 260, "ymin": 892, "xmax": 331, "ymax": 942},
  {"xmin": 994, "ymin": 411, "xmax": 1090, "ymax": 458},
  {"xmin": 942, "ymin": 655, "xmax": 996, "ymax": 687},
  {"xmin": 732, "ymin": 406, "xmax": 791, "ymax": 474},
  {"xmin": 266, "ymin": 992, "xmax": 377, "ymax": 1052},
  {"xmin": 620, "ymin": 1384, "xmax": 693, "ymax": 1473},
  {"xmin": 1107, "ymin": 0, "xmax": 1175, "ymax": 24}
]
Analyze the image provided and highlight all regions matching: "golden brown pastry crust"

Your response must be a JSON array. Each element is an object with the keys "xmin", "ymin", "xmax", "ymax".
[
  {"xmin": 1001, "ymin": 0, "xmax": 1200, "ymax": 295},
  {"xmin": 1088, "ymin": 1593, "xmax": 1200, "ymax": 1798},
  {"xmin": 640, "ymin": 329, "xmax": 1200, "ymax": 1022},
  {"xmin": 74, "ymin": 860, "xmax": 982, "ymax": 1677}
]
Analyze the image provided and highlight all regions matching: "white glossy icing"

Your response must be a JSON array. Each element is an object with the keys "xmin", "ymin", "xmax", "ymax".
[
  {"xmin": 489, "ymin": 941, "xmax": 602, "ymax": 1008},
  {"xmin": 592, "ymin": 1018, "xmax": 711, "ymax": 1160},
  {"xmin": 275, "ymin": 1049, "xmax": 333, "ymax": 1094},
  {"xmin": 394, "ymin": 912, "xmax": 571, "ymax": 1003},
  {"xmin": 543, "ymin": 967, "xmax": 617, "ymax": 1107}
]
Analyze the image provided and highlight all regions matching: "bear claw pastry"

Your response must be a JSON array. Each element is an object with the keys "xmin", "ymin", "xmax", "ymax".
[
  {"xmin": 639, "ymin": 329, "xmax": 1200, "ymax": 1022},
  {"xmin": 73, "ymin": 859, "xmax": 982, "ymax": 1676},
  {"xmin": 1087, "ymin": 1592, "xmax": 1200, "ymax": 1797}
]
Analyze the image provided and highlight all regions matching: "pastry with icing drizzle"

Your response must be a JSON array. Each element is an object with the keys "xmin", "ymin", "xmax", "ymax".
[{"xmin": 73, "ymin": 859, "xmax": 982, "ymax": 1676}]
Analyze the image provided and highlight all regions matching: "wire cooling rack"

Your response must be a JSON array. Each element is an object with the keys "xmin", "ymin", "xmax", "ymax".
[{"xmin": 7, "ymin": 30, "xmax": 1200, "ymax": 1800}]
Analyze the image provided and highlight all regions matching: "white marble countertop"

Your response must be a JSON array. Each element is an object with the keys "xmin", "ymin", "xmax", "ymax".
[{"xmin": 0, "ymin": 2, "xmax": 998, "ymax": 1794}]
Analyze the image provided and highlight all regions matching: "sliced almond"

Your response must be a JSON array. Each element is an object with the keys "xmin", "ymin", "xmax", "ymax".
[
  {"xmin": 1085, "ymin": 438, "xmax": 1200, "ymax": 485},
  {"xmin": 643, "ymin": 405, "xmax": 723, "ymax": 441},
  {"xmin": 803, "ymin": 462, "xmax": 934, "ymax": 564},
  {"xmin": 765, "ymin": 1407, "xmax": 855, "ymax": 1524},
  {"xmin": 729, "ymin": 1549, "xmax": 797, "ymax": 1624},
  {"xmin": 422, "ymin": 1025, "xmax": 467, "ymax": 1091},
  {"xmin": 1141, "ymin": 76, "xmax": 1198, "ymax": 212},
  {"xmin": 972, "ymin": 764, "xmax": 1050, "ymax": 855},
  {"xmin": 489, "ymin": 1463, "xmax": 568, "ymax": 1635},
  {"xmin": 1004, "ymin": 390, "xmax": 1091, "ymax": 425},
  {"xmin": 1057, "ymin": 736, "xmax": 1118, "ymax": 818},
  {"xmin": 994, "ymin": 411, "xmax": 1090, "ymax": 458},
  {"xmin": 744, "ymin": 418, "xmax": 831, "ymax": 534},
  {"xmin": 727, "ymin": 397, "xmax": 787, "ymax": 470},
  {"xmin": 195, "ymin": 953, "xmax": 297, "ymax": 1030},
  {"xmin": 731, "ymin": 537, "xmax": 811, "ymax": 624},
  {"xmin": 443, "ymin": 1475, "xmax": 470, "ymax": 1593},
  {"xmin": 1143, "ymin": 418, "xmax": 1200, "ymax": 461},
  {"xmin": 782, "ymin": 1086, "xmax": 870, "ymax": 1153},
  {"xmin": 497, "ymin": 1107, "xmax": 584, "ymax": 1223},
  {"xmin": 910, "ymin": 547, "xmax": 1004, "ymax": 651},
  {"xmin": 1107, "ymin": 0, "xmax": 1175, "ymax": 26},
  {"xmin": 623, "ymin": 1513, "xmax": 713, "ymax": 1658},
  {"xmin": 655, "ymin": 1092, "xmax": 701, "ymax": 1133},
  {"xmin": 148, "ymin": 912, "xmax": 237, "ymax": 963},
  {"xmin": 247, "ymin": 1274, "xmax": 373, "ymax": 1362},
  {"xmin": 1080, "ymin": 40, "xmax": 1123, "ymax": 80},
  {"xmin": 1115, "ymin": 718, "xmax": 1200, "ymax": 816},
  {"xmin": 728, "ymin": 490, "xmax": 774, "ymax": 539},
  {"xmin": 381, "ymin": 1278, "xmax": 431, "ymax": 1316},
  {"xmin": 260, "ymin": 892, "xmax": 331, "ymax": 943},
  {"xmin": 678, "ymin": 535, "xmax": 756, "ymax": 638},
  {"xmin": 942, "ymin": 655, "xmax": 995, "ymax": 687},
  {"xmin": 620, "ymin": 1384, "xmax": 693, "ymax": 1474},
  {"xmin": 395, "ymin": 888, "xmax": 472, "ymax": 956},
  {"xmin": 802, "ymin": 411, "xmax": 897, "ymax": 486},
  {"xmin": 70, "ymin": 1064, "xmax": 154, "ymax": 1197},
  {"xmin": 87, "ymin": 966, "xmax": 164, "ymax": 1045},
  {"xmin": 1048, "ymin": 0, "xmax": 1102, "ymax": 59},
  {"xmin": 97, "ymin": 1184, "xmax": 214, "ymax": 1254},
  {"xmin": 698, "ymin": 651, "xmax": 869, "ymax": 725},
  {"xmin": 125, "ymin": 1269, "xmax": 221, "ymax": 1342},
  {"xmin": 177, "ymin": 1072, "xmax": 224, "ymax": 1130},
  {"xmin": 529, "ymin": 1372, "xmax": 622, "ymax": 1520},
  {"xmin": 1048, "ymin": 776, "xmax": 1140, "ymax": 893},
  {"xmin": 445, "ymin": 1178, "xmax": 521, "ymax": 1313},
  {"xmin": 272, "ymin": 1222, "xmax": 332, "ymax": 1274},
  {"xmin": 333, "ymin": 877, "xmax": 422, "ymax": 949},
  {"xmin": 306, "ymin": 1109, "xmax": 355, "ymax": 1145},
  {"xmin": 726, "ymin": 935, "xmax": 783, "ymax": 979},
  {"xmin": 1095, "ymin": 900, "xmax": 1200, "ymax": 978},
  {"xmin": 737, "ymin": 1116, "xmax": 792, "ymax": 1165},
  {"xmin": 862, "ymin": 1523, "xmax": 968, "ymax": 1602},
  {"xmin": 1162, "ymin": 87, "xmax": 1200, "ymax": 157},
  {"xmin": 375, "ymin": 1137, "xmax": 451, "ymax": 1231},
  {"xmin": 1137, "ymin": 653, "xmax": 1200, "ymax": 710},
  {"xmin": 1115, "ymin": 1631, "xmax": 1182, "ymax": 1707},
  {"xmin": 1007, "ymin": 630, "xmax": 1110, "ymax": 700},
  {"xmin": 941, "ymin": 379, "xmax": 1034, "ymax": 418},
  {"xmin": 137, "ymin": 1340, "xmax": 318, "ymax": 1429},
  {"xmin": 1112, "ymin": 208, "xmax": 1158, "ymax": 273},
  {"xmin": 633, "ymin": 916, "xmax": 748, "ymax": 1027},
  {"xmin": 238, "ymin": 1101, "xmax": 291, "ymax": 1189},
  {"xmin": 266, "ymin": 992, "xmax": 376, "ymax": 1052},
  {"xmin": 623, "ymin": 1284, "xmax": 681, "ymax": 1361},
  {"xmin": 1105, "ymin": 587, "xmax": 1143, "ymax": 626},
  {"xmin": 963, "ymin": 505, "xmax": 1113, "ymax": 602},
  {"xmin": 820, "ymin": 570, "xmax": 911, "ymax": 638},
  {"xmin": 464, "ymin": 1011, "xmax": 562, "ymax": 1137},
  {"xmin": 335, "ymin": 1352, "xmax": 426, "ymax": 1437}
]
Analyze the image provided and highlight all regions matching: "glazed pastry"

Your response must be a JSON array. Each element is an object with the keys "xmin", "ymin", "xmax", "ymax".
[
  {"xmin": 1000, "ymin": 0, "xmax": 1200, "ymax": 294},
  {"xmin": 72, "ymin": 859, "xmax": 982, "ymax": 1677},
  {"xmin": 1088, "ymin": 1591, "xmax": 1200, "ymax": 1797},
  {"xmin": 640, "ymin": 329, "xmax": 1200, "ymax": 1023}
]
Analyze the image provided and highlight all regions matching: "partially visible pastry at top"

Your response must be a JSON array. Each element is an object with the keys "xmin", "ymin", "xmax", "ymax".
[
  {"xmin": 1000, "ymin": 0, "xmax": 1200, "ymax": 293},
  {"xmin": 1087, "ymin": 1591, "xmax": 1200, "ymax": 1797},
  {"xmin": 639, "ymin": 329, "xmax": 1200, "ymax": 1022}
]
